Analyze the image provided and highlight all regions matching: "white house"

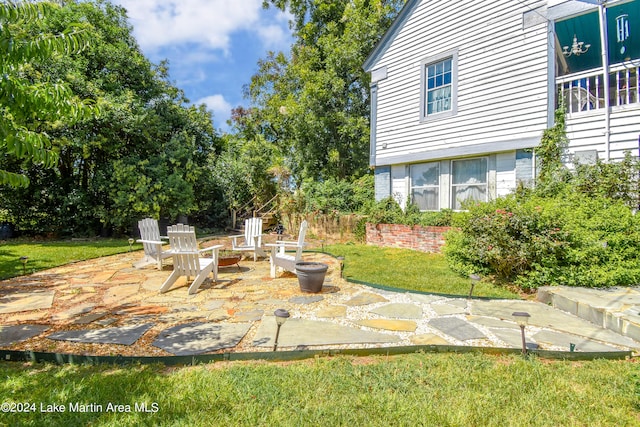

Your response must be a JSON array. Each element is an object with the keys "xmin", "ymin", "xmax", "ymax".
[{"xmin": 363, "ymin": 0, "xmax": 640, "ymax": 210}]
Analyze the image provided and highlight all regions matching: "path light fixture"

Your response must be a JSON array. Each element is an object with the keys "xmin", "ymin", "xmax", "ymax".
[
  {"xmin": 19, "ymin": 256, "xmax": 28, "ymax": 275},
  {"xmin": 468, "ymin": 273, "xmax": 480, "ymax": 299},
  {"xmin": 512, "ymin": 311, "xmax": 531, "ymax": 356},
  {"xmin": 337, "ymin": 256, "xmax": 345, "ymax": 278},
  {"xmin": 273, "ymin": 308, "xmax": 290, "ymax": 351},
  {"xmin": 128, "ymin": 238, "xmax": 135, "ymax": 252}
]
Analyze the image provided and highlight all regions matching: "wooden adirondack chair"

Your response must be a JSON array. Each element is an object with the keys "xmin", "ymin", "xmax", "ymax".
[
  {"xmin": 136, "ymin": 218, "xmax": 172, "ymax": 270},
  {"xmin": 228, "ymin": 217, "xmax": 266, "ymax": 261},
  {"xmin": 159, "ymin": 224, "xmax": 223, "ymax": 295},
  {"xmin": 266, "ymin": 220, "xmax": 308, "ymax": 278}
]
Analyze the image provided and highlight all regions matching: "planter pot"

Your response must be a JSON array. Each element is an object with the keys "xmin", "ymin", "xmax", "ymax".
[{"xmin": 295, "ymin": 262, "xmax": 328, "ymax": 293}]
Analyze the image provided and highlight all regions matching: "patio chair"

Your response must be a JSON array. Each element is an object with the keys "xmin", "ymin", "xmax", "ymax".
[
  {"xmin": 228, "ymin": 217, "xmax": 266, "ymax": 261},
  {"xmin": 136, "ymin": 218, "xmax": 172, "ymax": 270},
  {"xmin": 266, "ymin": 220, "xmax": 308, "ymax": 278},
  {"xmin": 159, "ymin": 224, "xmax": 223, "ymax": 294}
]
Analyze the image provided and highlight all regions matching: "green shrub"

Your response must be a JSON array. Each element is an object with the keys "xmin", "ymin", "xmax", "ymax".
[
  {"xmin": 280, "ymin": 175, "xmax": 375, "ymax": 215},
  {"xmin": 445, "ymin": 191, "xmax": 640, "ymax": 290},
  {"xmin": 364, "ymin": 197, "xmax": 454, "ymax": 227}
]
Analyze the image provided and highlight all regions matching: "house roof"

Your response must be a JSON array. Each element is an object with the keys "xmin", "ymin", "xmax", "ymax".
[{"xmin": 362, "ymin": 0, "xmax": 421, "ymax": 72}]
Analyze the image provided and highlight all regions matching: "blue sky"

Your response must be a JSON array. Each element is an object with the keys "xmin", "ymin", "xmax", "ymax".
[{"xmin": 111, "ymin": 0, "xmax": 293, "ymax": 132}]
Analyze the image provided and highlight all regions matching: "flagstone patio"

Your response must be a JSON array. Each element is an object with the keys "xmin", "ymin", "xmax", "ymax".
[{"xmin": 1, "ymin": 241, "xmax": 639, "ymax": 357}]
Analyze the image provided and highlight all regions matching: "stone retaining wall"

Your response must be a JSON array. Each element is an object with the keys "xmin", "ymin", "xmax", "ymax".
[{"xmin": 366, "ymin": 223, "xmax": 450, "ymax": 253}]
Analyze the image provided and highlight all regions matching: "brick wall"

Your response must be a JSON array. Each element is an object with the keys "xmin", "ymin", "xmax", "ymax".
[{"xmin": 365, "ymin": 223, "xmax": 450, "ymax": 253}]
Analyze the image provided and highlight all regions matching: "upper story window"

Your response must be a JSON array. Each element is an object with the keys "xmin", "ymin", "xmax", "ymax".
[
  {"xmin": 421, "ymin": 50, "xmax": 458, "ymax": 121},
  {"xmin": 427, "ymin": 59, "xmax": 452, "ymax": 114},
  {"xmin": 410, "ymin": 162, "xmax": 439, "ymax": 211}
]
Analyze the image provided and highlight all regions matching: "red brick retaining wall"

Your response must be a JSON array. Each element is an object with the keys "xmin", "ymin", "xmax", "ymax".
[{"xmin": 365, "ymin": 223, "xmax": 450, "ymax": 253}]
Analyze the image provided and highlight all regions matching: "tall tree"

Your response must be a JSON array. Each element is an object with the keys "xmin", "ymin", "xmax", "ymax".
[
  {"xmin": 1, "ymin": 1, "xmax": 221, "ymax": 235},
  {"xmin": 0, "ymin": 0, "xmax": 95, "ymax": 187},
  {"xmin": 247, "ymin": 0, "xmax": 405, "ymax": 183}
]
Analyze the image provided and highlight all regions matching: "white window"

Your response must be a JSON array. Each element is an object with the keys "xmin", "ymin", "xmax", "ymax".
[
  {"xmin": 451, "ymin": 158, "xmax": 487, "ymax": 210},
  {"xmin": 427, "ymin": 59, "xmax": 452, "ymax": 114},
  {"xmin": 410, "ymin": 163, "xmax": 439, "ymax": 211},
  {"xmin": 421, "ymin": 50, "xmax": 458, "ymax": 120}
]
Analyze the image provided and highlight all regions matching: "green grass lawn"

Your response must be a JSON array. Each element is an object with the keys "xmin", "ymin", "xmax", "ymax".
[
  {"xmin": 0, "ymin": 239, "xmax": 137, "ymax": 280},
  {"xmin": 323, "ymin": 244, "xmax": 519, "ymax": 299},
  {"xmin": 1, "ymin": 354, "xmax": 638, "ymax": 426}
]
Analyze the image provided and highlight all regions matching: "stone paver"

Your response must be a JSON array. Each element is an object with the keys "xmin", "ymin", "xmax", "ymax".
[
  {"xmin": 356, "ymin": 319, "xmax": 417, "ymax": 332},
  {"xmin": 428, "ymin": 317, "xmax": 486, "ymax": 341},
  {"xmin": 315, "ymin": 305, "xmax": 347, "ymax": 318},
  {"xmin": 370, "ymin": 303, "xmax": 422, "ymax": 319},
  {"xmin": 252, "ymin": 317, "xmax": 400, "ymax": 348},
  {"xmin": 0, "ymin": 325, "xmax": 49, "ymax": 346},
  {"xmin": 48, "ymin": 323, "xmax": 153, "ymax": 345},
  {"xmin": 345, "ymin": 292, "xmax": 388, "ymax": 306},
  {"xmin": 431, "ymin": 302, "xmax": 467, "ymax": 316},
  {"xmin": 153, "ymin": 322, "xmax": 252, "ymax": 355},
  {"xmin": 410, "ymin": 333, "xmax": 452, "ymax": 346},
  {"xmin": 0, "ymin": 291, "xmax": 55, "ymax": 314}
]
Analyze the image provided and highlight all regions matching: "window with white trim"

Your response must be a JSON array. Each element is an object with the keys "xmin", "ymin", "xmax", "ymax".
[
  {"xmin": 410, "ymin": 162, "xmax": 439, "ymax": 211},
  {"xmin": 451, "ymin": 158, "xmax": 487, "ymax": 210},
  {"xmin": 426, "ymin": 59, "xmax": 452, "ymax": 114},
  {"xmin": 421, "ymin": 51, "xmax": 457, "ymax": 120}
]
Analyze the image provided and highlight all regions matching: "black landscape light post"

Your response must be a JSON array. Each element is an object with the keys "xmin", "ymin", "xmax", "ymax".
[
  {"xmin": 337, "ymin": 256, "xmax": 345, "ymax": 278},
  {"xmin": 19, "ymin": 256, "xmax": 28, "ymax": 275},
  {"xmin": 273, "ymin": 309, "xmax": 290, "ymax": 351},
  {"xmin": 512, "ymin": 311, "xmax": 531, "ymax": 356},
  {"xmin": 468, "ymin": 273, "xmax": 480, "ymax": 298}
]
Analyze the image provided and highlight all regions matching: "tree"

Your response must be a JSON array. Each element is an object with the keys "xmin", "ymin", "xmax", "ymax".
[
  {"xmin": 0, "ymin": 1, "xmax": 221, "ymax": 235},
  {"xmin": 0, "ymin": 0, "xmax": 95, "ymax": 187},
  {"xmin": 247, "ymin": 0, "xmax": 405, "ymax": 183}
]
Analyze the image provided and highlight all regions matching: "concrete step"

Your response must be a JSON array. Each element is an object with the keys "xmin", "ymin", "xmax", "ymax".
[{"xmin": 537, "ymin": 285, "xmax": 640, "ymax": 342}]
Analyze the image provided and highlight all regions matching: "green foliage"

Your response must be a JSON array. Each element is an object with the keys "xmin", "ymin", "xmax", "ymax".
[
  {"xmin": 0, "ymin": 0, "xmax": 97, "ymax": 187},
  {"xmin": 0, "ymin": 1, "xmax": 221, "ymax": 235},
  {"xmin": 278, "ymin": 175, "xmax": 375, "ymax": 216},
  {"xmin": 247, "ymin": 0, "xmax": 404, "ymax": 182},
  {"xmin": 536, "ymin": 105, "xmax": 568, "ymax": 184},
  {"xmin": 445, "ymin": 191, "xmax": 640, "ymax": 290},
  {"xmin": 211, "ymin": 134, "xmax": 281, "ymax": 215},
  {"xmin": 365, "ymin": 197, "xmax": 454, "ymax": 227}
]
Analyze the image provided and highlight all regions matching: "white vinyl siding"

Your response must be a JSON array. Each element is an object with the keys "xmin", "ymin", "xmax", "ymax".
[{"xmin": 370, "ymin": 0, "xmax": 549, "ymax": 166}]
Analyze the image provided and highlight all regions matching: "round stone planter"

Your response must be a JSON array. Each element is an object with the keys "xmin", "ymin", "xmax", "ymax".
[{"xmin": 295, "ymin": 262, "xmax": 328, "ymax": 293}]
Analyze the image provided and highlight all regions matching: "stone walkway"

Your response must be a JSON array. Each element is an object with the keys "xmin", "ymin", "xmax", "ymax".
[{"xmin": 1, "ymin": 249, "xmax": 639, "ymax": 357}]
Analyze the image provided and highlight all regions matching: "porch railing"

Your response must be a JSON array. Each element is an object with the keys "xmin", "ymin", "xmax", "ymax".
[{"xmin": 556, "ymin": 64, "xmax": 640, "ymax": 114}]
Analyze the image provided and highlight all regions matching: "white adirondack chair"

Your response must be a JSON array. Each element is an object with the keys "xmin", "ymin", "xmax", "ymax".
[
  {"xmin": 228, "ymin": 217, "xmax": 266, "ymax": 261},
  {"xmin": 266, "ymin": 220, "xmax": 308, "ymax": 278},
  {"xmin": 159, "ymin": 224, "xmax": 223, "ymax": 295},
  {"xmin": 136, "ymin": 218, "xmax": 172, "ymax": 270}
]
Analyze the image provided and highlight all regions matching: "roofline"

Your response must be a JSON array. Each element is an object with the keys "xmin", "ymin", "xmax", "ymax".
[{"xmin": 362, "ymin": 0, "xmax": 421, "ymax": 72}]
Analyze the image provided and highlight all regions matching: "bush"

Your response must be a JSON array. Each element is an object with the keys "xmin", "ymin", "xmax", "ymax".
[
  {"xmin": 445, "ymin": 191, "xmax": 640, "ymax": 290},
  {"xmin": 364, "ymin": 197, "xmax": 454, "ymax": 227},
  {"xmin": 280, "ymin": 175, "xmax": 375, "ymax": 216}
]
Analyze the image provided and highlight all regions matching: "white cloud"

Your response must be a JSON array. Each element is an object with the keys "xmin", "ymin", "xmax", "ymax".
[
  {"xmin": 113, "ymin": 0, "xmax": 290, "ymax": 55},
  {"xmin": 195, "ymin": 94, "xmax": 233, "ymax": 126}
]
